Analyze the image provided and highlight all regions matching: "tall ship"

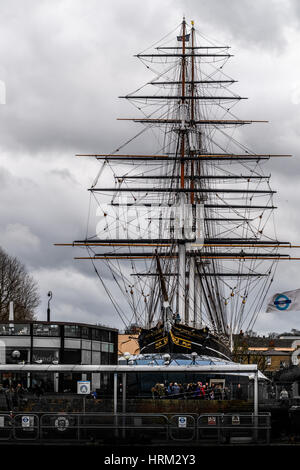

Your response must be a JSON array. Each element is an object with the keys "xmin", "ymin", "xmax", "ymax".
[{"xmin": 60, "ymin": 18, "xmax": 291, "ymax": 361}]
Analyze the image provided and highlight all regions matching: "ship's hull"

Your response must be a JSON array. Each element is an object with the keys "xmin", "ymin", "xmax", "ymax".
[{"xmin": 138, "ymin": 324, "xmax": 231, "ymax": 360}]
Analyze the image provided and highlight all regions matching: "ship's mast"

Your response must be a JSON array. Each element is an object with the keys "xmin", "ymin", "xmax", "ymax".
[
  {"xmin": 178, "ymin": 17, "xmax": 187, "ymax": 325},
  {"xmin": 188, "ymin": 20, "xmax": 200, "ymax": 328}
]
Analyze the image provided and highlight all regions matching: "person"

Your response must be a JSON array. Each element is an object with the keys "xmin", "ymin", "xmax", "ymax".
[
  {"xmin": 224, "ymin": 386, "xmax": 230, "ymax": 400},
  {"xmin": 236, "ymin": 383, "xmax": 243, "ymax": 400},
  {"xmin": 186, "ymin": 383, "xmax": 193, "ymax": 399},
  {"xmin": 195, "ymin": 382, "xmax": 205, "ymax": 399},
  {"xmin": 214, "ymin": 384, "xmax": 222, "ymax": 400},
  {"xmin": 4, "ymin": 385, "xmax": 14, "ymax": 410},
  {"xmin": 167, "ymin": 382, "xmax": 174, "ymax": 397},
  {"xmin": 279, "ymin": 388, "xmax": 289, "ymax": 404},
  {"xmin": 173, "ymin": 382, "xmax": 180, "ymax": 397},
  {"xmin": 151, "ymin": 384, "xmax": 159, "ymax": 399},
  {"xmin": 14, "ymin": 383, "xmax": 24, "ymax": 408},
  {"xmin": 157, "ymin": 383, "xmax": 166, "ymax": 398}
]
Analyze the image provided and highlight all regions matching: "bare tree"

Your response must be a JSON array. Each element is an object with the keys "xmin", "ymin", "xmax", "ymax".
[{"xmin": 0, "ymin": 247, "xmax": 40, "ymax": 321}]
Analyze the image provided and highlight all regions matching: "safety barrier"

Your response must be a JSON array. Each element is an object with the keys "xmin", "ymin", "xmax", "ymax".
[
  {"xmin": 0, "ymin": 412, "xmax": 271, "ymax": 444},
  {"xmin": 197, "ymin": 413, "xmax": 271, "ymax": 444}
]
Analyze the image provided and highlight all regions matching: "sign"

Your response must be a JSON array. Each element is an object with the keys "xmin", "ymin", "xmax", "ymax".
[
  {"xmin": 22, "ymin": 415, "xmax": 34, "ymax": 430},
  {"xmin": 178, "ymin": 416, "xmax": 187, "ymax": 428},
  {"xmin": 77, "ymin": 381, "xmax": 90, "ymax": 395},
  {"xmin": 22, "ymin": 416, "xmax": 30, "ymax": 428},
  {"xmin": 55, "ymin": 416, "xmax": 69, "ymax": 432},
  {"xmin": 232, "ymin": 415, "xmax": 240, "ymax": 425},
  {"xmin": 208, "ymin": 416, "xmax": 216, "ymax": 425}
]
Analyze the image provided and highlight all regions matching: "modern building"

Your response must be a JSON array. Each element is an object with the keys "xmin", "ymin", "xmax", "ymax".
[{"xmin": 0, "ymin": 321, "xmax": 118, "ymax": 393}]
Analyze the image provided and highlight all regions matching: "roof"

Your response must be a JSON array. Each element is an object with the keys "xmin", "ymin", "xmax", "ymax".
[
  {"xmin": 0, "ymin": 320, "xmax": 118, "ymax": 332},
  {"xmin": 234, "ymin": 335, "xmax": 297, "ymax": 348},
  {"xmin": 117, "ymin": 353, "xmax": 267, "ymax": 380}
]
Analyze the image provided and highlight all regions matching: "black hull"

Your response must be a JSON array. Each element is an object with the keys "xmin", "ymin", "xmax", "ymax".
[{"xmin": 138, "ymin": 324, "xmax": 231, "ymax": 360}]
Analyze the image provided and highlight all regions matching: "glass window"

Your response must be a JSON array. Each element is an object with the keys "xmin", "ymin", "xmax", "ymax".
[
  {"xmin": 92, "ymin": 351, "xmax": 101, "ymax": 365},
  {"xmin": 63, "ymin": 349, "xmax": 81, "ymax": 364},
  {"xmin": 101, "ymin": 352, "xmax": 109, "ymax": 365},
  {"xmin": 81, "ymin": 327, "xmax": 90, "ymax": 339},
  {"xmin": 0, "ymin": 324, "xmax": 30, "ymax": 335},
  {"xmin": 108, "ymin": 343, "xmax": 114, "ymax": 353},
  {"xmin": 64, "ymin": 325, "xmax": 81, "ymax": 338},
  {"xmin": 32, "ymin": 349, "xmax": 59, "ymax": 364},
  {"xmin": 82, "ymin": 350, "xmax": 91, "ymax": 364},
  {"xmin": 92, "ymin": 328, "xmax": 101, "ymax": 341},
  {"xmin": 101, "ymin": 342, "xmax": 109, "ymax": 352},
  {"xmin": 33, "ymin": 324, "xmax": 60, "ymax": 336},
  {"xmin": 5, "ymin": 348, "xmax": 28, "ymax": 364}
]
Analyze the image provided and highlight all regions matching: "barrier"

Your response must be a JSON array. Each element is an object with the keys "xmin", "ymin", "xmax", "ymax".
[
  {"xmin": 0, "ymin": 414, "xmax": 12, "ymax": 440},
  {"xmin": 13, "ymin": 414, "xmax": 39, "ymax": 441},
  {"xmin": 168, "ymin": 414, "xmax": 197, "ymax": 441},
  {"xmin": 197, "ymin": 413, "xmax": 271, "ymax": 444},
  {"xmin": 0, "ymin": 412, "xmax": 271, "ymax": 444}
]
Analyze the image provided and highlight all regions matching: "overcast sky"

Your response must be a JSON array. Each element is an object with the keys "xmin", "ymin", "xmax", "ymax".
[{"xmin": 1, "ymin": 0, "xmax": 300, "ymax": 335}]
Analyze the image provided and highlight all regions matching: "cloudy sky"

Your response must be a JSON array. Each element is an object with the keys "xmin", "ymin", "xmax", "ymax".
[{"xmin": 1, "ymin": 0, "xmax": 300, "ymax": 335}]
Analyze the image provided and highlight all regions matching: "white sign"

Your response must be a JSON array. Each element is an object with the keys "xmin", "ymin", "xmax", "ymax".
[
  {"xmin": 77, "ymin": 381, "xmax": 90, "ymax": 395},
  {"xmin": 22, "ymin": 416, "xmax": 30, "ymax": 428},
  {"xmin": 55, "ymin": 416, "xmax": 69, "ymax": 432},
  {"xmin": 232, "ymin": 415, "xmax": 240, "ymax": 425},
  {"xmin": 178, "ymin": 416, "xmax": 187, "ymax": 428},
  {"xmin": 208, "ymin": 416, "xmax": 217, "ymax": 425}
]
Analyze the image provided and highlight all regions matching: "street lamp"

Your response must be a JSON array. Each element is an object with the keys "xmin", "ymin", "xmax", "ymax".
[{"xmin": 47, "ymin": 291, "xmax": 52, "ymax": 322}]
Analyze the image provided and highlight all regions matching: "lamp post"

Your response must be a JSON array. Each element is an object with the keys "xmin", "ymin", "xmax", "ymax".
[{"xmin": 47, "ymin": 291, "xmax": 52, "ymax": 322}]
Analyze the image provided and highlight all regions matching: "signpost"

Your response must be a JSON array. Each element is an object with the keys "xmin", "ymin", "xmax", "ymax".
[{"xmin": 77, "ymin": 380, "xmax": 90, "ymax": 414}]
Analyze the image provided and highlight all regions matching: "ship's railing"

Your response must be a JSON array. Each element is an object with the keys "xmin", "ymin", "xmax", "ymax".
[{"xmin": 0, "ymin": 411, "xmax": 271, "ymax": 444}]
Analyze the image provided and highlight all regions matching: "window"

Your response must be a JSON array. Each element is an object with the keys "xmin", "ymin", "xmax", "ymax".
[
  {"xmin": 33, "ymin": 324, "xmax": 60, "ymax": 336},
  {"xmin": 64, "ymin": 325, "xmax": 81, "ymax": 338},
  {"xmin": 266, "ymin": 356, "xmax": 272, "ymax": 366},
  {"xmin": 82, "ymin": 350, "xmax": 91, "ymax": 364},
  {"xmin": 0, "ymin": 324, "xmax": 30, "ymax": 335},
  {"xmin": 32, "ymin": 349, "xmax": 59, "ymax": 364},
  {"xmin": 92, "ymin": 328, "xmax": 101, "ymax": 341},
  {"xmin": 92, "ymin": 351, "xmax": 101, "ymax": 365},
  {"xmin": 63, "ymin": 349, "xmax": 81, "ymax": 364},
  {"xmin": 101, "ymin": 342, "xmax": 110, "ymax": 352},
  {"xmin": 81, "ymin": 327, "xmax": 90, "ymax": 339}
]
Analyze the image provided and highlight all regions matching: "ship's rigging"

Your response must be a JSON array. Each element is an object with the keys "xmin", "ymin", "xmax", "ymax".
[{"xmin": 57, "ymin": 18, "xmax": 295, "ymax": 346}]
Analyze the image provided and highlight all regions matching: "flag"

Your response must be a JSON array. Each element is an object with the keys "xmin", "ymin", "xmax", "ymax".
[
  {"xmin": 266, "ymin": 288, "xmax": 300, "ymax": 312},
  {"xmin": 177, "ymin": 33, "xmax": 190, "ymax": 42}
]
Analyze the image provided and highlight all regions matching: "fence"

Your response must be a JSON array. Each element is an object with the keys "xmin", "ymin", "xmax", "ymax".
[{"xmin": 0, "ymin": 411, "xmax": 271, "ymax": 445}]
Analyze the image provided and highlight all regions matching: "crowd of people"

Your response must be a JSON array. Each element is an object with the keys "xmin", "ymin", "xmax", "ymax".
[
  {"xmin": 0, "ymin": 379, "xmax": 46, "ymax": 410},
  {"xmin": 151, "ymin": 381, "xmax": 242, "ymax": 400}
]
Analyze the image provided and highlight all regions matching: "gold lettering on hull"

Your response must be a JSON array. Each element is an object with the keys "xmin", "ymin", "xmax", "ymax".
[
  {"xmin": 170, "ymin": 330, "xmax": 191, "ymax": 349},
  {"xmin": 155, "ymin": 336, "xmax": 168, "ymax": 349}
]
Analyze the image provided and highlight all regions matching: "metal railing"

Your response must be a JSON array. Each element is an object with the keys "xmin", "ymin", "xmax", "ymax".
[{"xmin": 0, "ymin": 411, "xmax": 271, "ymax": 444}]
